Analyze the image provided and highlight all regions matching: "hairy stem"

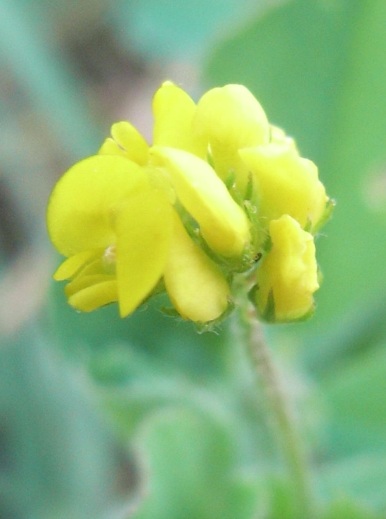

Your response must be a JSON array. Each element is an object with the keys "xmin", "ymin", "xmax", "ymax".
[{"xmin": 239, "ymin": 302, "xmax": 315, "ymax": 518}]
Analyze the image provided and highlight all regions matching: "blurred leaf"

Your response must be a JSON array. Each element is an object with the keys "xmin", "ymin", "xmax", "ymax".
[
  {"xmin": 320, "ymin": 454, "xmax": 386, "ymax": 512},
  {"xmin": 205, "ymin": 0, "xmax": 386, "ymax": 343},
  {"xmin": 47, "ymin": 282, "xmax": 232, "ymax": 382},
  {"xmin": 110, "ymin": 0, "xmax": 264, "ymax": 62},
  {"xmin": 264, "ymin": 476, "xmax": 299, "ymax": 519},
  {"xmin": 321, "ymin": 496, "xmax": 381, "ymax": 519},
  {"xmin": 302, "ymin": 287, "xmax": 386, "ymax": 375},
  {"xmin": 0, "ymin": 0, "xmax": 102, "ymax": 158},
  {"xmin": 320, "ymin": 340, "xmax": 386, "ymax": 456},
  {"xmin": 0, "ymin": 325, "xmax": 121, "ymax": 519},
  {"xmin": 131, "ymin": 407, "xmax": 259, "ymax": 519}
]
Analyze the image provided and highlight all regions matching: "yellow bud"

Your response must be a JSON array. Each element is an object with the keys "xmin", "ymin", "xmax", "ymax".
[
  {"xmin": 255, "ymin": 215, "xmax": 319, "ymax": 322},
  {"xmin": 240, "ymin": 143, "xmax": 328, "ymax": 231},
  {"xmin": 150, "ymin": 146, "xmax": 251, "ymax": 257},
  {"xmin": 153, "ymin": 81, "xmax": 206, "ymax": 158},
  {"xmin": 193, "ymin": 84, "xmax": 270, "ymax": 187}
]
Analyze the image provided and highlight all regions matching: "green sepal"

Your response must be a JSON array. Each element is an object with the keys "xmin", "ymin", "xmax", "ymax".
[
  {"xmin": 196, "ymin": 299, "xmax": 236, "ymax": 333},
  {"xmin": 244, "ymin": 172, "xmax": 254, "ymax": 201},
  {"xmin": 224, "ymin": 169, "xmax": 236, "ymax": 191},
  {"xmin": 262, "ymin": 289, "xmax": 276, "ymax": 322},
  {"xmin": 159, "ymin": 306, "xmax": 181, "ymax": 319},
  {"xmin": 248, "ymin": 284, "xmax": 276, "ymax": 323},
  {"xmin": 249, "ymin": 285, "xmax": 316, "ymax": 324}
]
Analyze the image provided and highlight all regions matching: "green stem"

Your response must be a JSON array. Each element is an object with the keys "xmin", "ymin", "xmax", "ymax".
[{"xmin": 239, "ymin": 302, "xmax": 315, "ymax": 518}]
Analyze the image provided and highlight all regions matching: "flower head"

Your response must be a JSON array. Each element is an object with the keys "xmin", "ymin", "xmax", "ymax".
[{"xmin": 47, "ymin": 82, "xmax": 332, "ymax": 324}]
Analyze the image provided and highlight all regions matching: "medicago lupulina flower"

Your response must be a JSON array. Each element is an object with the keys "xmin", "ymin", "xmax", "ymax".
[{"xmin": 47, "ymin": 82, "xmax": 333, "ymax": 324}]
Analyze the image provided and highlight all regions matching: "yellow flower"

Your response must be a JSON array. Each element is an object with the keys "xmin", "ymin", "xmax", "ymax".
[
  {"xmin": 47, "ymin": 81, "xmax": 331, "ymax": 325},
  {"xmin": 48, "ymin": 156, "xmax": 172, "ymax": 316},
  {"xmin": 47, "ymin": 83, "xmax": 254, "ymax": 322},
  {"xmin": 239, "ymin": 141, "xmax": 329, "ymax": 232},
  {"xmin": 100, "ymin": 82, "xmax": 271, "ymax": 192},
  {"xmin": 98, "ymin": 82, "xmax": 252, "ymax": 259},
  {"xmin": 47, "ymin": 154, "xmax": 232, "ymax": 321},
  {"xmin": 254, "ymin": 215, "xmax": 319, "ymax": 322}
]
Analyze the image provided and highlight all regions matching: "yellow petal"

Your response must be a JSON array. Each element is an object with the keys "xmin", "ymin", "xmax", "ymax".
[
  {"xmin": 152, "ymin": 81, "xmax": 206, "ymax": 158},
  {"xmin": 151, "ymin": 146, "xmax": 250, "ymax": 257},
  {"xmin": 164, "ymin": 212, "xmax": 229, "ymax": 322},
  {"xmin": 98, "ymin": 123, "xmax": 149, "ymax": 165},
  {"xmin": 47, "ymin": 155, "xmax": 149, "ymax": 256},
  {"xmin": 240, "ymin": 143, "xmax": 328, "ymax": 231},
  {"xmin": 54, "ymin": 249, "xmax": 102, "ymax": 280},
  {"xmin": 115, "ymin": 188, "xmax": 173, "ymax": 317},
  {"xmin": 270, "ymin": 125, "xmax": 297, "ymax": 149},
  {"xmin": 62, "ymin": 253, "xmax": 117, "ymax": 311},
  {"xmin": 65, "ymin": 273, "xmax": 114, "ymax": 298},
  {"xmin": 67, "ymin": 280, "xmax": 118, "ymax": 312},
  {"xmin": 98, "ymin": 137, "xmax": 128, "ymax": 158},
  {"xmin": 255, "ymin": 215, "xmax": 319, "ymax": 322},
  {"xmin": 111, "ymin": 121, "xmax": 149, "ymax": 166},
  {"xmin": 193, "ymin": 84, "xmax": 270, "ymax": 186}
]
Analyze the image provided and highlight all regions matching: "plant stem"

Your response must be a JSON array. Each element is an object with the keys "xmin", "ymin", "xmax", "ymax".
[{"xmin": 239, "ymin": 302, "xmax": 315, "ymax": 518}]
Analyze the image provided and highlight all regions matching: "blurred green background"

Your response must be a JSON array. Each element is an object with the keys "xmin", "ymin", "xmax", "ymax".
[{"xmin": 1, "ymin": 0, "xmax": 386, "ymax": 517}]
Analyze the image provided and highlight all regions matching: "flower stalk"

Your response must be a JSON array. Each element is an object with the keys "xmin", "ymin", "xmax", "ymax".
[{"xmin": 238, "ymin": 293, "xmax": 315, "ymax": 518}]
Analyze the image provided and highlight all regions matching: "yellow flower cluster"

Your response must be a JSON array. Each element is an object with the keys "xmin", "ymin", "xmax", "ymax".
[{"xmin": 47, "ymin": 82, "xmax": 332, "ymax": 323}]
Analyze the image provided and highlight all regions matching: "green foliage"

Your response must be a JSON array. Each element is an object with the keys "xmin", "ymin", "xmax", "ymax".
[
  {"xmin": 321, "ymin": 341, "xmax": 386, "ymax": 455},
  {"xmin": 0, "ymin": 0, "xmax": 102, "ymax": 158},
  {"xmin": 131, "ymin": 408, "xmax": 259, "ymax": 519},
  {"xmin": 0, "ymin": 326, "xmax": 120, "ymax": 519},
  {"xmin": 321, "ymin": 497, "xmax": 381, "ymax": 519},
  {"xmin": 110, "ymin": 0, "xmax": 261, "ymax": 62}
]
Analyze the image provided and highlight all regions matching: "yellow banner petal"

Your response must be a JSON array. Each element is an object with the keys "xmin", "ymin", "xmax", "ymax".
[{"xmin": 47, "ymin": 155, "xmax": 149, "ymax": 256}]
